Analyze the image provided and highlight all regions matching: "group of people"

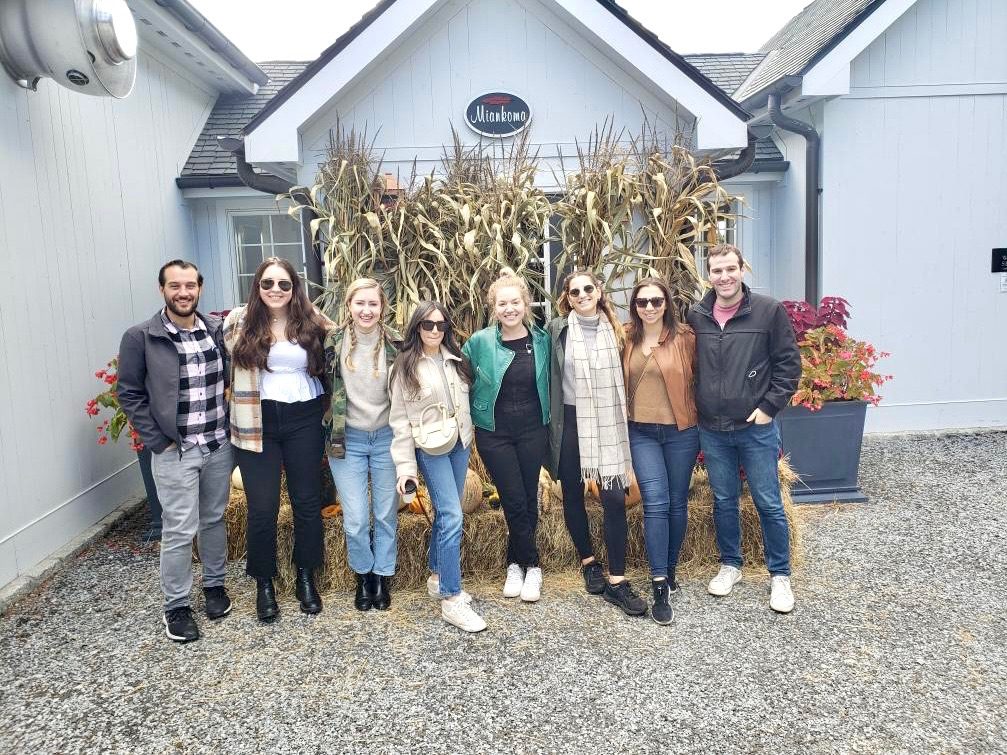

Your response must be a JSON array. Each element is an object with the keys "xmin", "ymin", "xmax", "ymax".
[{"xmin": 117, "ymin": 242, "xmax": 801, "ymax": 643}]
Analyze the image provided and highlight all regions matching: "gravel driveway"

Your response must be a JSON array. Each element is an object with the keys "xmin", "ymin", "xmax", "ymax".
[{"xmin": 2, "ymin": 431, "xmax": 1005, "ymax": 754}]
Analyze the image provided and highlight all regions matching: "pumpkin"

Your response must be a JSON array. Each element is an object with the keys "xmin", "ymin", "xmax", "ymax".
[
  {"xmin": 461, "ymin": 469, "xmax": 484, "ymax": 514},
  {"xmin": 321, "ymin": 503, "xmax": 342, "ymax": 518},
  {"xmin": 585, "ymin": 478, "xmax": 642, "ymax": 508}
]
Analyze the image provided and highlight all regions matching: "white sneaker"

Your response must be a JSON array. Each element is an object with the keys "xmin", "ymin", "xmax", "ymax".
[
  {"xmin": 426, "ymin": 574, "xmax": 471, "ymax": 603},
  {"xmin": 441, "ymin": 596, "xmax": 487, "ymax": 632},
  {"xmin": 707, "ymin": 565, "xmax": 743, "ymax": 596},
  {"xmin": 520, "ymin": 567, "xmax": 542, "ymax": 603},
  {"xmin": 770, "ymin": 575, "xmax": 795, "ymax": 613},
  {"xmin": 503, "ymin": 563, "xmax": 524, "ymax": 598}
]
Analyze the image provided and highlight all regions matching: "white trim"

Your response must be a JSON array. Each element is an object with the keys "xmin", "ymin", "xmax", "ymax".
[
  {"xmin": 244, "ymin": 0, "xmax": 748, "ymax": 164},
  {"xmin": 722, "ymin": 172, "xmax": 786, "ymax": 185},
  {"xmin": 801, "ymin": 0, "xmax": 920, "ymax": 97},
  {"xmin": 844, "ymin": 82, "xmax": 1007, "ymax": 100},
  {"xmin": 181, "ymin": 186, "xmax": 277, "ymax": 200}
]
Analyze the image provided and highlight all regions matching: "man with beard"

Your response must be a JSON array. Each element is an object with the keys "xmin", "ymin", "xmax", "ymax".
[{"xmin": 118, "ymin": 260, "xmax": 232, "ymax": 642}]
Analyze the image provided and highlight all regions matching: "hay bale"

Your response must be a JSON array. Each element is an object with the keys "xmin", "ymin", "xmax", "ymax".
[{"xmin": 223, "ymin": 459, "xmax": 801, "ymax": 593}]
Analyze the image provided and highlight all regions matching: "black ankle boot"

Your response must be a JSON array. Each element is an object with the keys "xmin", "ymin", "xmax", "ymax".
[
  {"xmin": 651, "ymin": 578, "xmax": 673, "ymax": 625},
  {"xmin": 372, "ymin": 574, "xmax": 391, "ymax": 611},
  {"xmin": 295, "ymin": 568, "xmax": 322, "ymax": 615},
  {"xmin": 354, "ymin": 572, "xmax": 373, "ymax": 611},
  {"xmin": 256, "ymin": 578, "xmax": 279, "ymax": 622}
]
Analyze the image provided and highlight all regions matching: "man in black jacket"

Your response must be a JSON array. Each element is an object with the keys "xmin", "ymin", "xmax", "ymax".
[
  {"xmin": 687, "ymin": 244, "xmax": 801, "ymax": 613},
  {"xmin": 118, "ymin": 260, "xmax": 232, "ymax": 642}
]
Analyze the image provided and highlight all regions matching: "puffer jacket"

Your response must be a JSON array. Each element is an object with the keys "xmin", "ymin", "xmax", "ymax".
[
  {"xmin": 686, "ymin": 284, "xmax": 800, "ymax": 432},
  {"xmin": 388, "ymin": 348, "xmax": 474, "ymax": 479}
]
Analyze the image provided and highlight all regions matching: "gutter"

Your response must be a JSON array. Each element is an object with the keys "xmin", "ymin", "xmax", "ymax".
[
  {"xmin": 713, "ymin": 129, "xmax": 757, "ymax": 181},
  {"xmin": 767, "ymin": 89, "xmax": 820, "ymax": 305},
  {"xmin": 216, "ymin": 137, "xmax": 323, "ymax": 288},
  {"xmin": 154, "ymin": 0, "xmax": 268, "ymax": 87}
]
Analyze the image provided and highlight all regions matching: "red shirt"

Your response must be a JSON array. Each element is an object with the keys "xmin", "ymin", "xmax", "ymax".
[{"xmin": 713, "ymin": 300, "xmax": 742, "ymax": 329}]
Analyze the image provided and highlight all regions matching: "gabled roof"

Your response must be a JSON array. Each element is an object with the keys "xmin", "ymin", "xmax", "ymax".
[
  {"xmin": 177, "ymin": 62, "xmax": 309, "ymax": 188},
  {"xmin": 684, "ymin": 53, "xmax": 766, "ymax": 94},
  {"xmin": 734, "ymin": 0, "xmax": 883, "ymax": 102}
]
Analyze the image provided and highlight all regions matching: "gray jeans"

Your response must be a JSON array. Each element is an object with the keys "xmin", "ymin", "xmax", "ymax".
[{"xmin": 150, "ymin": 439, "xmax": 232, "ymax": 611}]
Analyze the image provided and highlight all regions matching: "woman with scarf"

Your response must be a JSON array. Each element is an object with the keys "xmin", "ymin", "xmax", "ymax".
[{"xmin": 547, "ymin": 271, "xmax": 646, "ymax": 617}]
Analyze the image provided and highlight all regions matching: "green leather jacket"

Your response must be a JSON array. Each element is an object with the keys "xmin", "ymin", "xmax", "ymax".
[{"xmin": 462, "ymin": 324, "xmax": 551, "ymax": 432}]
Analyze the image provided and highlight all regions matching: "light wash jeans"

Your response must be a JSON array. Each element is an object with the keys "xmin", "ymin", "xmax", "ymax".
[
  {"xmin": 699, "ymin": 420, "xmax": 791, "ymax": 577},
  {"xmin": 416, "ymin": 440, "xmax": 470, "ymax": 597},
  {"xmin": 327, "ymin": 425, "xmax": 399, "ymax": 576},
  {"xmin": 150, "ymin": 439, "xmax": 232, "ymax": 611}
]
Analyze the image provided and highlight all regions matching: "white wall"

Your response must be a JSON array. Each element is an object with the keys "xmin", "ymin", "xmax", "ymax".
[
  {"xmin": 721, "ymin": 179, "xmax": 779, "ymax": 296},
  {"xmin": 822, "ymin": 0, "xmax": 1007, "ymax": 431},
  {"xmin": 297, "ymin": 0, "xmax": 693, "ymax": 189},
  {"xmin": 0, "ymin": 51, "xmax": 216, "ymax": 590}
]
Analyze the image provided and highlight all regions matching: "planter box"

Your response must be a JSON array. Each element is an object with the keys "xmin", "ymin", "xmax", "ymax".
[{"xmin": 776, "ymin": 400, "xmax": 868, "ymax": 504}]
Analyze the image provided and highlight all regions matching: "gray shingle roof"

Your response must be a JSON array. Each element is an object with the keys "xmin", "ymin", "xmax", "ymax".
[
  {"xmin": 734, "ymin": 0, "xmax": 881, "ymax": 102},
  {"xmin": 179, "ymin": 61, "xmax": 310, "ymax": 182},
  {"xmin": 684, "ymin": 53, "xmax": 766, "ymax": 94}
]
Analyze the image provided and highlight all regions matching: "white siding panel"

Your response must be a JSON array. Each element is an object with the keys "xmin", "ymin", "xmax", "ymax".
[{"xmin": 0, "ymin": 51, "xmax": 215, "ymax": 591}]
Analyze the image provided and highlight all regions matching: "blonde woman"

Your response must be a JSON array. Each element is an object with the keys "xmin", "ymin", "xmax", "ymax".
[
  {"xmin": 546, "ymin": 270, "xmax": 646, "ymax": 617},
  {"xmin": 462, "ymin": 268, "xmax": 550, "ymax": 602},
  {"xmin": 324, "ymin": 279, "xmax": 401, "ymax": 612}
]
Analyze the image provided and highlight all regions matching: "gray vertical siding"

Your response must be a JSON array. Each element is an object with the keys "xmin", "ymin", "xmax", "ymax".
[{"xmin": 0, "ymin": 51, "xmax": 216, "ymax": 589}]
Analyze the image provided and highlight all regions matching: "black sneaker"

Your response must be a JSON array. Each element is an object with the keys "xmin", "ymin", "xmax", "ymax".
[
  {"xmin": 581, "ymin": 561, "xmax": 606, "ymax": 595},
  {"xmin": 163, "ymin": 607, "xmax": 200, "ymax": 643},
  {"xmin": 603, "ymin": 580, "xmax": 648, "ymax": 616},
  {"xmin": 651, "ymin": 579, "xmax": 674, "ymax": 625},
  {"xmin": 667, "ymin": 569, "xmax": 680, "ymax": 594},
  {"xmin": 203, "ymin": 586, "xmax": 232, "ymax": 620}
]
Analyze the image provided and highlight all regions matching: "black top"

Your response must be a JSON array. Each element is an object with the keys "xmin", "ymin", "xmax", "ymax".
[{"xmin": 495, "ymin": 334, "xmax": 542, "ymax": 427}]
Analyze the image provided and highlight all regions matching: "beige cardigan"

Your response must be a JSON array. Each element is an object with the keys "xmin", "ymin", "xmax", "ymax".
[{"xmin": 389, "ymin": 348, "xmax": 474, "ymax": 479}]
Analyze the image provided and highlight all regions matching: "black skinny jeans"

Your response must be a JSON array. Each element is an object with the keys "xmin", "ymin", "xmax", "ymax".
[
  {"xmin": 558, "ymin": 404, "xmax": 628, "ymax": 576},
  {"xmin": 476, "ymin": 415, "xmax": 547, "ymax": 568},
  {"xmin": 235, "ymin": 397, "xmax": 324, "ymax": 578}
]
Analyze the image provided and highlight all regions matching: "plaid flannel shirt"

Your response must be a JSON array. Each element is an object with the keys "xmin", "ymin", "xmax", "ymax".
[{"xmin": 160, "ymin": 310, "xmax": 228, "ymax": 451}]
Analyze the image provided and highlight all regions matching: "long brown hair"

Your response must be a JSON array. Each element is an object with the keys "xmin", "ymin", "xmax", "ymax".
[
  {"xmin": 628, "ymin": 277, "xmax": 678, "ymax": 345},
  {"xmin": 231, "ymin": 257, "xmax": 327, "ymax": 376},
  {"xmin": 392, "ymin": 301, "xmax": 472, "ymax": 395},
  {"xmin": 556, "ymin": 270, "xmax": 625, "ymax": 348}
]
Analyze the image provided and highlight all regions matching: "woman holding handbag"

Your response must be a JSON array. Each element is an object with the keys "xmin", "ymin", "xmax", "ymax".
[
  {"xmin": 389, "ymin": 302, "xmax": 485, "ymax": 632},
  {"xmin": 324, "ymin": 278, "xmax": 401, "ymax": 612},
  {"xmin": 623, "ymin": 277, "xmax": 699, "ymax": 625},
  {"xmin": 224, "ymin": 257, "xmax": 331, "ymax": 621},
  {"xmin": 463, "ymin": 268, "xmax": 550, "ymax": 602},
  {"xmin": 546, "ymin": 270, "xmax": 647, "ymax": 617}
]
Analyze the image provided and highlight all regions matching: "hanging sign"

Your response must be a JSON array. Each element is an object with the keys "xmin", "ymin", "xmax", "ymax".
[
  {"xmin": 993, "ymin": 248, "xmax": 1007, "ymax": 273},
  {"xmin": 465, "ymin": 92, "xmax": 532, "ymax": 138}
]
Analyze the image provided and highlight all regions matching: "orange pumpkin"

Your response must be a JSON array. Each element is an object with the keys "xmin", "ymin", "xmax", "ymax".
[
  {"xmin": 585, "ymin": 478, "xmax": 642, "ymax": 508},
  {"xmin": 321, "ymin": 503, "xmax": 342, "ymax": 518}
]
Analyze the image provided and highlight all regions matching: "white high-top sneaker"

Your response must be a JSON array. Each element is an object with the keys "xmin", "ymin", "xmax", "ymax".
[
  {"xmin": 770, "ymin": 575, "xmax": 795, "ymax": 613},
  {"xmin": 441, "ymin": 595, "xmax": 487, "ymax": 632},
  {"xmin": 707, "ymin": 565, "xmax": 742, "ymax": 597},
  {"xmin": 502, "ymin": 563, "xmax": 524, "ymax": 598},
  {"xmin": 520, "ymin": 567, "xmax": 542, "ymax": 602}
]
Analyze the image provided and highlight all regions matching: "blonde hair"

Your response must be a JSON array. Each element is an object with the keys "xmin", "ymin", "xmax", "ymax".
[
  {"xmin": 343, "ymin": 278, "xmax": 391, "ymax": 378},
  {"xmin": 557, "ymin": 270, "xmax": 625, "ymax": 348},
  {"xmin": 487, "ymin": 267, "xmax": 534, "ymax": 327}
]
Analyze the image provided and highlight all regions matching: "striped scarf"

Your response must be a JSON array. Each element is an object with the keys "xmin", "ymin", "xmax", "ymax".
[{"xmin": 567, "ymin": 312, "xmax": 631, "ymax": 489}]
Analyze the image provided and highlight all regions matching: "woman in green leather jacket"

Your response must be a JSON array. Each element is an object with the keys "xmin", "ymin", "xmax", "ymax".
[{"xmin": 462, "ymin": 268, "xmax": 551, "ymax": 602}]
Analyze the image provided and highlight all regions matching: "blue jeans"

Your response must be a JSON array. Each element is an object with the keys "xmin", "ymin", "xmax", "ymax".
[
  {"xmin": 699, "ymin": 421, "xmax": 791, "ymax": 576},
  {"xmin": 628, "ymin": 422, "xmax": 700, "ymax": 578},
  {"xmin": 416, "ymin": 440, "xmax": 471, "ymax": 597},
  {"xmin": 327, "ymin": 425, "xmax": 399, "ymax": 576}
]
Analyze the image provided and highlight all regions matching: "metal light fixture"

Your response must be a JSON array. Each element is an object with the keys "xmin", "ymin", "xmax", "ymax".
[{"xmin": 0, "ymin": 0, "xmax": 138, "ymax": 98}]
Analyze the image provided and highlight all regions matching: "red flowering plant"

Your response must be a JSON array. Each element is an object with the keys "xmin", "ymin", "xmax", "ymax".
[
  {"xmin": 87, "ymin": 357, "xmax": 143, "ymax": 451},
  {"xmin": 782, "ymin": 297, "xmax": 892, "ymax": 411}
]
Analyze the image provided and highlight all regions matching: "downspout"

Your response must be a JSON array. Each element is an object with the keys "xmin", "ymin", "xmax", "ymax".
[
  {"xmin": 217, "ymin": 137, "xmax": 323, "ymax": 289},
  {"xmin": 768, "ymin": 90, "xmax": 820, "ymax": 305},
  {"xmin": 713, "ymin": 129, "xmax": 757, "ymax": 181}
]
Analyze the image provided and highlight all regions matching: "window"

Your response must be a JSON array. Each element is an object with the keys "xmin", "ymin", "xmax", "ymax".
[
  {"xmin": 232, "ymin": 213, "xmax": 307, "ymax": 303},
  {"xmin": 694, "ymin": 199, "xmax": 740, "ymax": 274}
]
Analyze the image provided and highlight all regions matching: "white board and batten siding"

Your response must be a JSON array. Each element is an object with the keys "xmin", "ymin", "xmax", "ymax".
[
  {"xmin": 298, "ymin": 0, "xmax": 694, "ymax": 190},
  {"xmin": 0, "ymin": 51, "xmax": 216, "ymax": 589},
  {"xmin": 821, "ymin": 0, "xmax": 1007, "ymax": 432}
]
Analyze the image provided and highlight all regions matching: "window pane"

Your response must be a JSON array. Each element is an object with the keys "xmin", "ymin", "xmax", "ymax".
[
  {"xmin": 270, "ymin": 214, "xmax": 303, "ymax": 245},
  {"xmin": 237, "ymin": 275, "xmax": 254, "ymax": 304},
  {"xmin": 238, "ymin": 244, "xmax": 264, "ymax": 277},
  {"xmin": 234, "ymin": 215, "xmax": 271, "ymax": 247},
  {"xmin": 272, "ymin": 243, "xmax": 305, "ymax": 270}
]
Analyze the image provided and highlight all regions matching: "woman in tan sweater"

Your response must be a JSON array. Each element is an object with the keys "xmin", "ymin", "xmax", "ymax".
[{"xmin": 622, "ymin": 277, "xmax": 700, "ymax": 626}]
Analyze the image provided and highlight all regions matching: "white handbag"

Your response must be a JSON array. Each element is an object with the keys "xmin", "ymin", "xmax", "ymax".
[{"xmin": 411, "ymin": 402, "xmax": 459, "ymax": 456}]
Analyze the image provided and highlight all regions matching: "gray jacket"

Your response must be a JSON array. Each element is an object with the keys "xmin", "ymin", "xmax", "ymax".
[{"xmin": 117, "ymin": 310, "xmax": 227, "ymax": 455}]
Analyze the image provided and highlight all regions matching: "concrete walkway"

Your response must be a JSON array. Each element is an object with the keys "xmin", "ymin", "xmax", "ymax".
[{"xmin": 2, "ymin": 431, "xmax": 1005, "ymax": 754}]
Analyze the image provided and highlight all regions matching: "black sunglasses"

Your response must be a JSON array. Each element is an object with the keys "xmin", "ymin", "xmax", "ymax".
[
  {"xmin": 568, "ymin": 284, "xmax": 596, "ymax": 298},
  {"xmin": 260, "ymin": 278, "xmax": 293, "ymax": 292},
  {"xmin": 419, "ymin": 320, "xmax": 450, "ymax": 332},
  {"xmin": 634, "ymin": 296, "xmax": 666, "ymax": 309}
]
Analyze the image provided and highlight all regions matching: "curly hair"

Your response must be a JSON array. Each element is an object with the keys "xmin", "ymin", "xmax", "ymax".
[{"xmin": 486, "ymin": 267, "xmax": 534, "ymax": 327}]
